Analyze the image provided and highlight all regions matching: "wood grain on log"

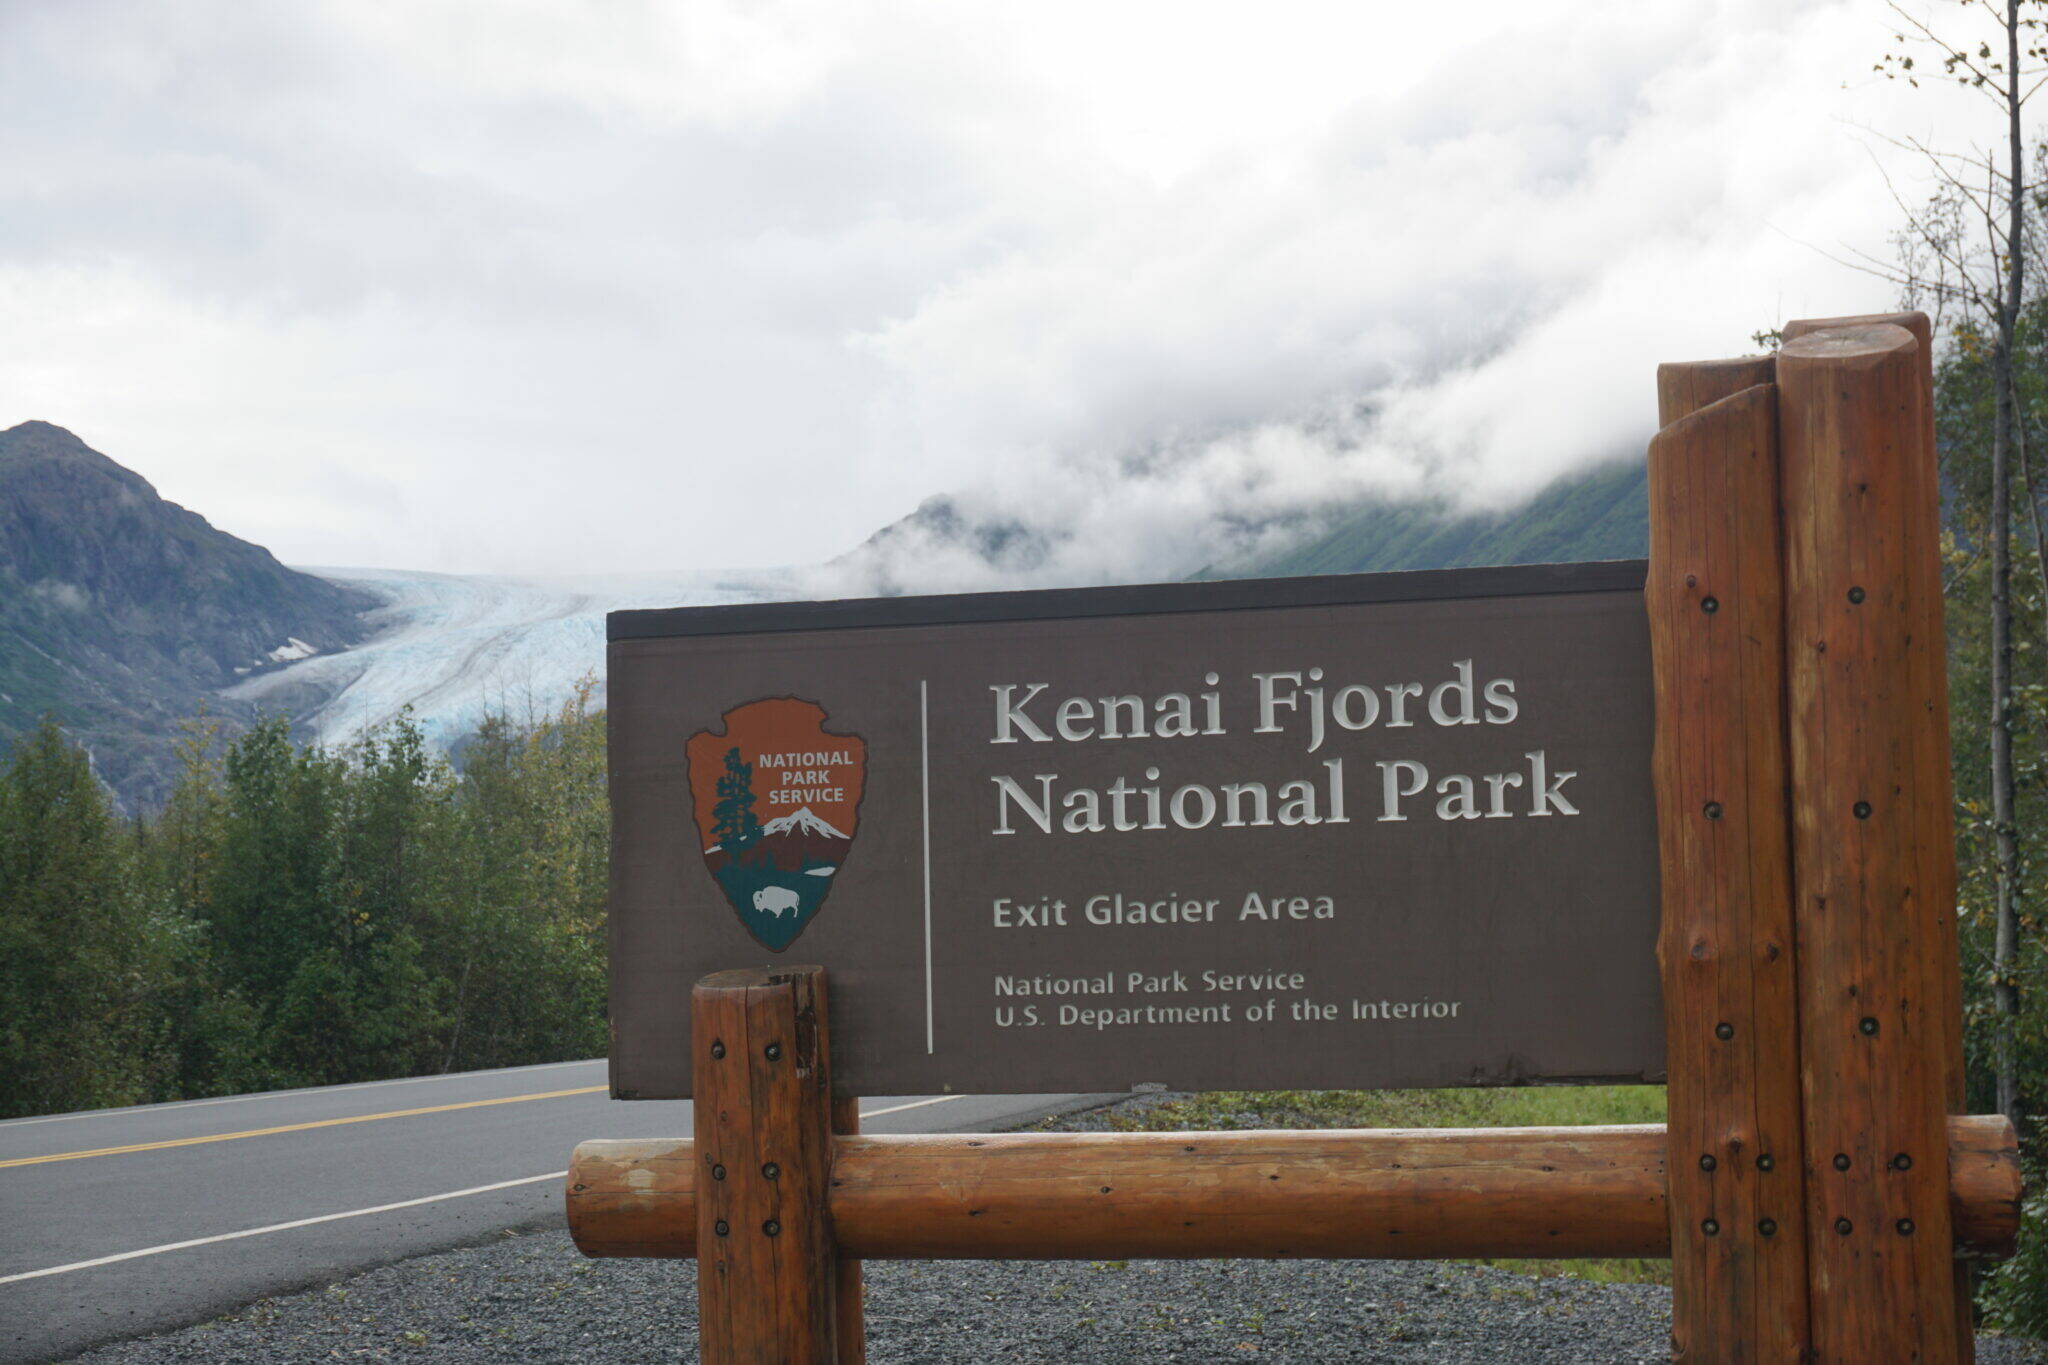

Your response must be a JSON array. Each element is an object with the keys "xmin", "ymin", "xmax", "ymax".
[
  {"xmin": 693, "ymin": 967, "xmax": 839, "ymax": 1364},
  {"xmin": 1648, "ymin": 374, "xmax": 1810, "ymax": 1362},
  {"xmin": 1778, "ymin": 321, "xmax": 1967, "ymax": 1363},
  {"xmin": 832, "ymin": 1095, "xmax": 864, "ymax": 1365},
  {"xmin": 1782, "ymin": 311, "xmax": 1966, "ymax": 1116},
  {"xmin": 1656, "ymin": 355, "xmax": 1775, "ymax": 428},
  {"xmin": 568, "ymin": 1116, "xmax": 2018, "ymax": 1262}
]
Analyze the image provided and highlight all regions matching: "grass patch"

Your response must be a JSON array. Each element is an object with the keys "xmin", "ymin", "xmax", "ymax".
[
  {"xmin": 1071, "ymin": 1084, "xmax": 1665, "ymax": 1133},
  {"xmin": 1064, "ymin": 1084, "xmax": 1671, "ymax": 1288}
]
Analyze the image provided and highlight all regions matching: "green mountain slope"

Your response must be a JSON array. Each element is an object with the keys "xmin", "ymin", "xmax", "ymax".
[
  {"xmin": 0, "ymin": 421, "xmax": 376, "ymax": 807},
  {"xmin": 1214, "ymin": 456, "xmax": 1648, "ymax": 579}
]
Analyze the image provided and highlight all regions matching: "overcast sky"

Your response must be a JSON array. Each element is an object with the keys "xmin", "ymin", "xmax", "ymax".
[{"xmin": 0, "ymin": 0, "xmax": 2005, "ymax": 582}]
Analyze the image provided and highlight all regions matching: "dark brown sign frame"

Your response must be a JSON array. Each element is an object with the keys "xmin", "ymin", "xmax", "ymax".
[{"xmin": 608, "ymin": 558, "xmax": 1665, "ymax": 1099}]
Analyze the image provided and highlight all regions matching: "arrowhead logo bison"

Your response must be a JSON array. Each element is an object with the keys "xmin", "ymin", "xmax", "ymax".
[{"xmin": 687, "ymin": 698, "xmax": 866, "ymax": 952}]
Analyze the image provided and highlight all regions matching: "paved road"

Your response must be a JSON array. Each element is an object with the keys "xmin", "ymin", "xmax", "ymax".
[{"xmin": 0, "ymin": 1059, "xmax": 1109, "ymax": 1363}]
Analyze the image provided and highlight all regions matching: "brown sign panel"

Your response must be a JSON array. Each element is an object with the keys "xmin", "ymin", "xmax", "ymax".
[{"xmin": 608, "ymin": 562, "xmax": 1664, "ymax": 1097}]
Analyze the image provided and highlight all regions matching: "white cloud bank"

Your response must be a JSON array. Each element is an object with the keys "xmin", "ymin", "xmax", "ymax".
[{"xmin": 0, "ymin": 0, "xmax": 1999, "ymax": 588}]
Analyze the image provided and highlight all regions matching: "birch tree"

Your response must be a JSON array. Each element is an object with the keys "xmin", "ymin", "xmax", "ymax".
[{"xmin": 1868, "ymin": 0, "xmax": 2048, "ymax": 1122}]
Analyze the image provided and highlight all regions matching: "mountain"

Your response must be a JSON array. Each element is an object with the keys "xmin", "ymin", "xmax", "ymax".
[
  {"xmin": 1209, "ymin": 456, "xmax": 1648, "ymax": 580},
  {"xmin": 835, "ymin": 456, "xmax": 1649, "ymax": 595},
  {"xmin": 0, "ymin": 418, "xmax": 1649, "ymax": 811},
  {"xmin": 761, "ymin": 806, "xmax": 849, "ymax": 840},
  {"xmin": 0, "ymin": 421, "xmax": 379, "ymax": 807}
]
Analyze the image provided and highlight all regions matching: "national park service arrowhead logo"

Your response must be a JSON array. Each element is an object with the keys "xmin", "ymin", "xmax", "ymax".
[{"xmin": 687, "ymin": 698, "xmax": 866, "ymax": 952}]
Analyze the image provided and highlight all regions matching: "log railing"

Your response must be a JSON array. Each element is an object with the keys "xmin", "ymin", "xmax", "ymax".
[{"xmin": 569, "ymin": 1115, "xmax": 2020, "ymax": 1263}]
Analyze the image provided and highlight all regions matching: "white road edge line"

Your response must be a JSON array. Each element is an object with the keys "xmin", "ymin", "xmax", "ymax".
[
  {"xmin": 0, "ymin": 1173, "xmax": 567, "ymax": 1286},
  {"xmin": 0, "ymin": 1059, "xmax": 607, "ymax": 1129},
  {"xmin": 2, "ymin": 1097, "xmax": 967, "ymax": 1284},
  {"xmin": 858, "ymin": 1095, "xmax": 961, "ymax": 1120}
]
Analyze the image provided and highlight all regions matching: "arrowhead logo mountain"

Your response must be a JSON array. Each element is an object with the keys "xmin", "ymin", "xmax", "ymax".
[{"xmin": 686, "ymin": 698, "xmax": 867, "ymax": 952}]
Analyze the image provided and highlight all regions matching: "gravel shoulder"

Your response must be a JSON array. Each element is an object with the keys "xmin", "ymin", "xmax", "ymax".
[
  {"xmin": 62, "ymin": 1093, "xmax": 2048, "ymax": 1364},
  {"xmin": 61, "ymin": 1234, "xmax": 2048, "ymax": 1364}
]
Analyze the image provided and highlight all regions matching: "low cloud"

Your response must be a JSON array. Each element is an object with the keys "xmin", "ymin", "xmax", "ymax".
[
  {"xmin": 813, "ymin": 0, "xmax": 1965, "ymax": 596},
  {"xmin": 0, "ymin": 0, "xmax": 1983, "ymax": 585}
]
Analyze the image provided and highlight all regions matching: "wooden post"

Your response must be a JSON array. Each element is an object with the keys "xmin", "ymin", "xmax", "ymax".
[
  {"xmin": 1657, "ymin": 356, "xmax": 1777, "ymax": 428},
  {"xmin": 694, "ymin": 967, "xmax": 840, "ymax": 1364},
  {"xmin": 1784, "ymin": 309, "xmax": 1976, "ymax": 1364},
  {"xmin": 1781, "ymin": 311, "xmax": 1967, "ymax": 1113},
  {"xmin": 832, "ymin": 1096, "xmax": 865, "ymax": 1365},
  {"xmin": 1648, "ymin": 358, "xmax": 1812, "ymax": 1362},
  {"xmin": 1776, "ymin": 322, "xmax": 1968, "ymax": 1363}
]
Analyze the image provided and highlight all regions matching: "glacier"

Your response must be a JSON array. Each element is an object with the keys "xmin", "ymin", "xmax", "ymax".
[{"xmin": 226, "ymin": 565, "xmax": 793, "ymax": 754}]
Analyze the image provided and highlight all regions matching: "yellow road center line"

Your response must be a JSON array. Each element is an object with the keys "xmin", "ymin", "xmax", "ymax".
[{"xmin": 0, "ymin": 1086, "xmax": 607, "ymax": 1168}]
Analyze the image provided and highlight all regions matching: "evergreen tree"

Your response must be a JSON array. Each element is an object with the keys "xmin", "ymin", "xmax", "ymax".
[
  {"xmin": 0, "ymin": 685, "xmax": 604, "ymax": 1109},
  {"xmin": 712, "ymin": 746, "xmax": 762, "ymax": 854},
  {"xmin": 0, "ymin": 716, "xmax": 170, "ymax": 1116}
]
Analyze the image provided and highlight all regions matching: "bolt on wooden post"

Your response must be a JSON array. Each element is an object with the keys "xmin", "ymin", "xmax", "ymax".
[{"xmin": 693, "ymin": 967, "xmax": 845, "ymax": 1365}]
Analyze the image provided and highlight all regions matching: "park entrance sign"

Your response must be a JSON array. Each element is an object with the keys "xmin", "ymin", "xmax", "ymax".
[
  {"xmin": 576, "ymin": 314, "xmax": 2022, "ymax": 1365},
  {"xmin": 607, "ymin": 562, "xmax": 1663, "ymax": 1097}
]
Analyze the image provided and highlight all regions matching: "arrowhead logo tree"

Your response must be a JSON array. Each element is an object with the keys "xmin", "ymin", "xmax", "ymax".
[{"xmin": 686, "ymin": 698, "xmax": 866, "ymax": 951}]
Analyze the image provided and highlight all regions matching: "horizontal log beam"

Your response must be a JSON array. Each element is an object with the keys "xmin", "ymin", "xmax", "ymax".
[{"xmin": 568, "ymin": 1116, "xmax": 2019, "ymax": 1262}]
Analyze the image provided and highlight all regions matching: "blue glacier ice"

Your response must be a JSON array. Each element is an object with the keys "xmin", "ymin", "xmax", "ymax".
[{"xmin": 226, "ymin": 565, "xmax": 794, "ymax": 754}]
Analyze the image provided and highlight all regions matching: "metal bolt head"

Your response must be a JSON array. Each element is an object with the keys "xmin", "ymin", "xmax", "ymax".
[
  {"xmin": 1891, "ymin": 1153, "xmax": 1913, "ymax": 1171},
  {"xmin": 1714, "ymin": 1022, "xmax": 1735, "ymax": 1041},
  {"xmin": 710, "ymin": 1040, "xmax": 726, "ymax": 1060},
  {"xmin": 1756, "ymin": 1154, "xmax": 1774, "ymax": 1172},
  {"xmin": 1699, "ymin": 1154, "xmax": 1717, "ymax": 1172},
  {"xmin": 1758, "ymin": 1218, "xmax": 1778, "ymax": 1237},
  {"xmin": 1703, "ymin": 801, "xmax": 1724, "ymax": 820},
  {"xmin": 763, "ymin": 1219, "xmax": 781, "ymax": 1237},
  {"xmin": 764, "ymin": 1041, "xmax": 783, "ymax": 1061},
  {"xmin": 762, "ymin": 1162, "xmax": 780, "ymax": 1180},
  {"xmin": 1701, "ymin": 596, "xmax": 1720, "ymax": 614},
  {"xmin": 1835, "ymin": 1218, "xmax": 1854, "ymax": 1235},
  {"xmin": 711, "ymin": 1164, "xmax": 726, "ymax": 1181},
  {"xmin": 1833, "ymin": 1153, "xmax": 1851, "ymax": 1172},
  {"xmin": 1853, "ymin": 801, "xmax": 1872, "ymax": 820},
  {"xmin": 1897, "ymin": 1218, "xmax": 1916, "ymax": 1236},
  {"xmin": 714, "ymin": 1219, "xmax": 730, "ymax": 1237},
  {"xmin": 1847, "ymin": 586, "xmax": 1866, "ymax": 604},
  {"xmin": 1858, "ymin": 1016, "xmax": 1879, "ymax": 1036},
  {"xmin": 1701, "ymin": 1219, "xmax": 1720, "ymax": 1236}
]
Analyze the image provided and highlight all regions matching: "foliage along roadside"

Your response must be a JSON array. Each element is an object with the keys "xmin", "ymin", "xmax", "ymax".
[{"xmin": 0, "ymin": 683, "xmax": 607, "ymax": 1118}]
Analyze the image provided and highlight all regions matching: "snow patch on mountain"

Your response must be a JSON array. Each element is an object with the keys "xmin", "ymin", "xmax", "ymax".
[
  {"xmin": 761, "ymin": 806, "xmax": 848, "ymax": 840},
  {"xmin": 229, "ymin": 565, "xmax": 793, "ymax": 753}
]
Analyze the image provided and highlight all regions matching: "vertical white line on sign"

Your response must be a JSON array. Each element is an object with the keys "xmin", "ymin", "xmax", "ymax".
[{"xmin": 921, "ymin": 678, "xmax": 934, "ymax": 1053}]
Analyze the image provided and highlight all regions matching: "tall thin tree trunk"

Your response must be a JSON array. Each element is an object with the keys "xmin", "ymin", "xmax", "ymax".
[
  {"xmin": 1993, "ymin": 342, "xmax": 2021, "ymax": 1124},
  {"xmin": 1992, "ymin": 0, "xmax": 2026, "ymax": 1126},
  {"xmin": 2010, "ymin": 383, "xmax": 2048, "ymax": 773}
]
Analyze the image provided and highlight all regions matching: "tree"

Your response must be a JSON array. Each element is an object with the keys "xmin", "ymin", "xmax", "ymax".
[
  {"xmin": 420, "ymin": 684, "xmax": 607, "ymax": 1073},
  {"xmin": 713, "ymin": 746, "xmax": 762, "ymax": 855},
  {"xmin": 135, "ymin": 715, "xmax": 269, "ymax": 1098},
  {"xmin": 1873, "ymin": 0, "xmax": 2048, "ymax": 1123},
  {"xmin": 0, "ymin": 716, "xmax": 171, "ymax": 1115},
  {"xmin": 0, "ymin": 690, "xmax": 617, "ymax": 1113}
]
